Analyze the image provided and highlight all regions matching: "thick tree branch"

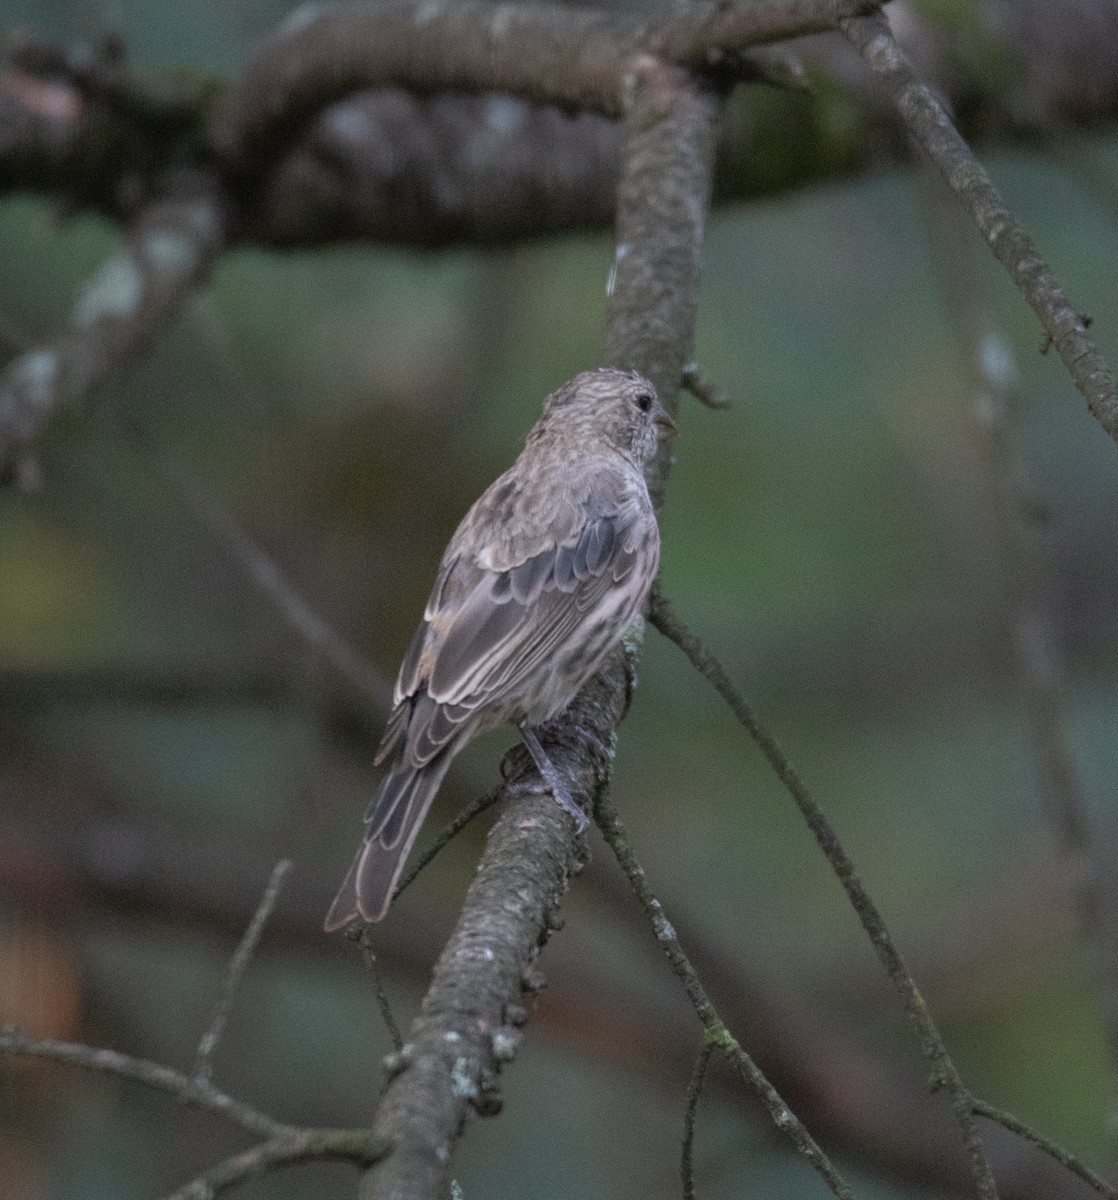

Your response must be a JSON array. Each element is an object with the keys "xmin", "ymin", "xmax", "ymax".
[
  {"xmin": 5, "ymin": 4, "xmax": 1118, "ymax": 256},
  {"xmin": 250, "ymin": 90, "xmax": 625, "ymax": 248},
  {"xmin": 356, "ymin": 55, "xmax": 720, "ymax": 1200},
  {"xmin": 215, "ymin": 0, "xmax": 878, "ymax": 167},
  {"xmin": 601, "ymin": 58, "xmax": 718, "ymax": 501},
  {"xmin": 356, "ymin": 666, "xmax": 618, "ymax": 1199}
]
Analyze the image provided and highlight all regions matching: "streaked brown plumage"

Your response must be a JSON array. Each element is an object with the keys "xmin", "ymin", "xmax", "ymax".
[{"xmin": 325, "ymin": 368, "xmax": 673, "ymax": 930}]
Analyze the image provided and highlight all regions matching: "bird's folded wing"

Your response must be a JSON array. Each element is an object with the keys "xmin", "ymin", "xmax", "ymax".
[{"xmin": 375, "ymin": 497, "xmax": 650, "ymax": 773}]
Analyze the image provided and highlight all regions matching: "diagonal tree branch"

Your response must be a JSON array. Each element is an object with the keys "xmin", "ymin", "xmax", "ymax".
[
  {"xmin": 0, "ymin": 169, "xmax": 226, "ymax": 481},
  {"xmin": 0, "ymin": 1029, "xmax": 296, "ymax": 1142},
  {"xmin": 595, "ymin": 791, "xmax": 856, "ymax": 1198},
  {"xmin": 921, "ymin": 160, "xmax": 1118, "ymax": 1125},
  {"xmin": 650, "ymin": 586, "xmax": 1118, "ymax": 1199},
  {"xmin": 647, "ymin": 586, "xmax": 1001, "ymax": 1199},
  {"xmin": 356, "ymin": 667, "xmax": 620, "ymax": 1199},
  {"xmin": 159, "ymin": 1130, "xmax": 384, "ymax": 1200},
  {"xmin": 681, "ymin": 1037, "xmax": 715, "ymax": 1200},
  {"xmin": 125, "ymin": 426, "xmax": 394, "ymax": 708},
  {"xmin": 973, "ymin": 1101, "xmax": 1118, "ymax": 1200},
  {"xmin": 194, "ymin": 859, "xmax": 294, "ymax": 1083},
  {"xmin": 841, "ymin": 10, "xmax": 1118, "ymax": 448}
]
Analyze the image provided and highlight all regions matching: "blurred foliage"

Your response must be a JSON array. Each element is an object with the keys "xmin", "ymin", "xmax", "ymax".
[{"xmin": 3, "ymin": 1, "xmax": 1118, "ymax": 1197}]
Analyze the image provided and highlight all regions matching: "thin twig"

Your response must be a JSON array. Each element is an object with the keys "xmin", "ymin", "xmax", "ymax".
[
  {"xmin": 921, "ymin": 161, "xmax": 1118, "ymax": 1116},
  {"xmin": 681, "ymin": 1038, "xmax": 715, "ymax": 1200},
  {"xmin": 353, "ymin": 928, "xmax": 404, "ymax": 1053},
  {"xmin": 122, "ymin": 423, "xmax": 393, "ymax": 707},
  {"xmin": 0, "ymin": 1028, "xmax": 294, "ymax": 1141},
  {"xmin": 394, "ymin": 788, "xmax": 502, "ymax": 899},
  {"xmin": 159, "ymin": 1129, "xmax": 385, "ymax": 1200},
  {"xmin": 973, "ymin": 1099, "xmax": 1118, "ymax": 1200},
  {"xmin": 194, "ymin": 859, "xmax": 293, "ymax": 1083},
  {"xmin": 647, "ymin": 586, "xmax": 999, "ymax": 1200},
  {"xmin": 595, "ymin": 792, "xmax": 855, "ymax": 1198},
  {"xmin": 840, "ymin": 11, "xmax": 1118, "ymax": 449},
  {"xmin": 343, "ymin": 787, "xmax": 503, "ymax": 1056},
  {"xmin": 681, "ymin": 362, "xmax": 731, "ymax": 410}
]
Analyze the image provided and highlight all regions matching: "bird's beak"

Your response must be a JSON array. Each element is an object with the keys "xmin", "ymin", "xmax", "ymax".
[{"xmin": 653, "ymin": 402, "xmax": 678, "ymax": 436}]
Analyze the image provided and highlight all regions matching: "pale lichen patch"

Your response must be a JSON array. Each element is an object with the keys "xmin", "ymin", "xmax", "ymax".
[
  {"xmin": 74, "ymin": 256, "xmax": 143, "ymax": 325},
  {"xmin": 450, "ymin": 1056, "xmax": 478, "ymax": 1099},
  {"xmin": 8, "ymin": 350, "xmax": 58, "ymax": 412},
  {"xmin": 144, "ymin": 230, "xmax": 199, "ymax": 279}
]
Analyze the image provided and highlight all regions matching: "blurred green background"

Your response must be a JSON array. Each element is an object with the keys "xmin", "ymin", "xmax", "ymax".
[{"xmin": 2, "ymin": 1, "xmax": 1118, "ymax": 1197}]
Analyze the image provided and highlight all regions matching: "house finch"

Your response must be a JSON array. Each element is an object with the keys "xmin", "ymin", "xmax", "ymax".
[{"xmin": 325, "ymin": 368, "xmax": 674, "ymax": 930}]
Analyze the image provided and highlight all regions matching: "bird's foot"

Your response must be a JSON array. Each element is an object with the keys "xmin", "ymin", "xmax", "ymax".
[{"xmin": 518, "ymin": 724, "xmax": 589, "ymax": 832}]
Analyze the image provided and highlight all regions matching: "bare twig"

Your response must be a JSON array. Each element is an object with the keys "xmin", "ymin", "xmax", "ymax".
[
  {"xmin": 973, "ymin": 1100, "xmax": 1118, "ymax": 1200},
  {"xmin": 596, "ymin": 792, "xmax": 855, "ymax": 1197},
  {"xmin": 394, "ymin": 788, "xmax": 502, "ymax": 900},
  {"xmin": 922, "ymin": 162, "xmax": 1118, "ymax": 1116},
  {"xmin": 194, "ymin": 859, "xmax": 293, "ymax": 1083},
  {"xmin": 341, "ymin": 785, "xmax": 505, "ymax": 1060},
  {"xmin": 0, "ymin": 798, "xmax": 1093, "ymax": 1198},
  {"xmin": 159, "ymin": 1130, "xmax": 384, "ymax": 1200},
  {"xmin": 840, "ymin": 11, "xmax": 1118, "ymax": 448},
  {"xmin": 681, "ymin": 362, "xmax": 731, "ymax": 410},
  {"xmin": 0, "ymin": 1033, "xmax": 384, "ymax": 1197},
  {"xmin": 124, "ymin": 426, "xmax": 393, "ymax": 708},
  {"xmin": 0, "ymin": 171, "xmax": 226, "ymax": 480},
  {"xmin": 353, "ymin": 928, "xmax": 404, "ymax": 1053},
  {"xmin": 682, "ymin": 1038, "xmax": 715, "ymax": 1200},
  {"xmin": 647, "ymin": 586, "xmax": 1000, "ymax": 1199},
  {"xmin": 0, "ymin": 1029, "xmax": 295, "ymax": 1141}
]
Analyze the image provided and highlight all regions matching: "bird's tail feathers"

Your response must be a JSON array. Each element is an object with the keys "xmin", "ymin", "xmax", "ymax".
[{"xmin": 324, "ymin": 752, "xmax": 455, "ymax": 931}]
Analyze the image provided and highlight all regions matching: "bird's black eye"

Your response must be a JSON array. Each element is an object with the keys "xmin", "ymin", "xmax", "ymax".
[{"xmin": 636, "ymin": 393, "xmax": 653, "ymax": 413}]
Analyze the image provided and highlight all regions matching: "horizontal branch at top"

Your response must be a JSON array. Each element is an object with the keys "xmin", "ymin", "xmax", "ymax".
[{"xmin": 216, "ymin": 0, "xmax": 880, "ymax": 167}]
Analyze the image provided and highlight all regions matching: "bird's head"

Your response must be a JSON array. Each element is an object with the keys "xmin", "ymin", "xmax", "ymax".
[{"xmin": 537, "ymin": 368, "xmax": 676, "ymax": 467}]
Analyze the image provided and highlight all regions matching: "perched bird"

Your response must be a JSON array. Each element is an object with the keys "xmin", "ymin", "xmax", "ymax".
[{"xmin": 325, "ymin": 368, "xmax": 675, "ymax": 930}]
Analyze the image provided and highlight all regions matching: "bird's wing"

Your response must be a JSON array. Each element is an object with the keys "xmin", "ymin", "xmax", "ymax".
[{"xmin": 373, "ymin": 475, "xmax": 654, "ymax": 774}]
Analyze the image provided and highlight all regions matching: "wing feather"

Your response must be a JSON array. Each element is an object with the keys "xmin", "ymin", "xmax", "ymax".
[
  {"xmin": 429, "ymin": 507, "xmax": 647, "ymax": 709},
  {"xmin": 380, "ymin": 471, "xmax": 655, "ymax": 778}
]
